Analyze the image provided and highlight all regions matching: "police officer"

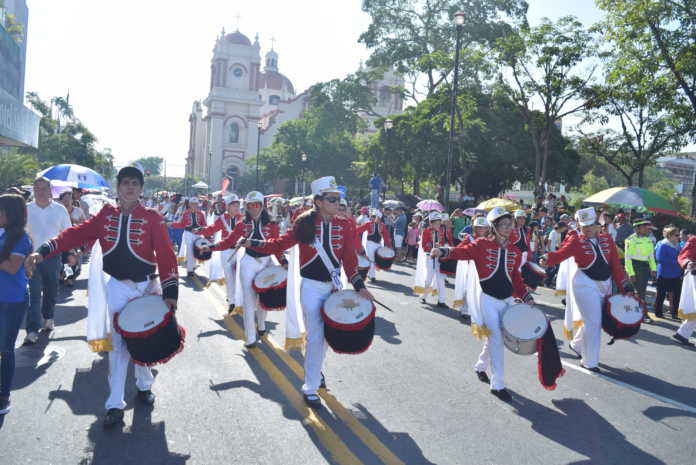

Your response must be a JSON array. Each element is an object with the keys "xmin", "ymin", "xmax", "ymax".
[{"xmin": 624, "ymin": 218, "xmax": 657, "ymax": 323}]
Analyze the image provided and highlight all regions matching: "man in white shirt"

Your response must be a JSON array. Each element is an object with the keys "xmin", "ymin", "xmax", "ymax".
[{"xmin": 24, "ymin": 177, "xmax": 72, "ymax": 344}]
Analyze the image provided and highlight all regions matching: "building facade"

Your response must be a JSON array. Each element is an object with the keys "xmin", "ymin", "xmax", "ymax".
[
  {"xmin": 657, "ymin": 153, "xmax": 696, "ymax": 194},
  {"xmin": 185, "ymin": 28, "xmax": 403, "ymax": 191}
]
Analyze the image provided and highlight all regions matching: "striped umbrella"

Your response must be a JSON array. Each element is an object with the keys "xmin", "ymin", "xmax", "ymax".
[
  {"xmin": 38, "ymin": 164, "xmax": 110, "ymax": 189},
  {"xmin": 583, "ymin": 187, "xmax": 677, "ymax": 216}
]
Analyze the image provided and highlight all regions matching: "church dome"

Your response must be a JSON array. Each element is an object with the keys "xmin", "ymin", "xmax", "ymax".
[
  {"xmin": 225, "ymin": 30, "xmax": 251, "ymax": 46},
  {"xmin": 258, "ymin": 71, "xmax": 295, "ymax": 95}
]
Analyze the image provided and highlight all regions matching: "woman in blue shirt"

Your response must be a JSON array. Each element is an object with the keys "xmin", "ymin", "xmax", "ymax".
[
  {"xmin": 0, "ymin": 194, "xmax": 32, "ymax": 417},
  {"xmin": 654, "ymin": 226, "xmax": 682, "ymax": 319}
]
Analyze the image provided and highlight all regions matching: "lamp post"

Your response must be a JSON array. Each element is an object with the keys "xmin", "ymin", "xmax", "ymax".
[
  {"xmin": 256, "ymin": 120, "xmax": 263, "ymax": 190},
  {"xmin": 444, "ymin": 11, "xmax": 465, "ymax": 213},
  {"xmin": 383, "ymin": 119, "xmax": 393, "ymax": 203},
  {"xmin": 301, "ymin": 152, "xmax": 307, "ymax": 195}
]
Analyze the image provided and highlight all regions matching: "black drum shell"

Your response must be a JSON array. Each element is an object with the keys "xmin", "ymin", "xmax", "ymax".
[
  {"xmin": 117, "ymin": 313, "xmax": 185, "ymax": 366},
  {"xmin": 602, "ymin": 297, "xmax": 643, "ymax": 340},
  {"xmin": 323, "ymin": 317, "xmax": 375, "ymax": 354},
  {"xmin": 439, "ymin": 258, "xmax": 457, "ymax": 276},
  {"xmin": 257, "ymin": 286, "xmax": 287, "ymax": 311},
  {"xmin": 193, "ymin": 246, "xmax": 212, "ymax": 261},
  {"xmin": 374, "ymin": 254, "xmax": 394, "ymax": 270},
  {"xmin": 522, "ymin": 263, "xmax": 545, "ymax": 289}
]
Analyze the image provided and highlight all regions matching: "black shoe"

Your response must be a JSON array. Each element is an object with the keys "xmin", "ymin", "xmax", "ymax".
[
  {"xmin": 320, "ymin": 373, "xmax": 327, "ymax": 389},
  {"xmin": 476, "ymin": 371, "xmax": 490, "ymax": 384},
  {"xmin": 257, "ymin": 329, "xmax": 267, "ymax": 338},
  {"xmin": 137, "ymin": 390, "xmax": 155, "ymax": 406},
  {"xmin": 490, "ymin": 389, "xmax": 512, "ymax": 402},
  {"xmin": 303, "ymin": 394, "xmax": 322, "ymax": 408},
  {"xmin": 0, "ymin": 397, "xmax": 10, "ymax": 415},
  {"xmin": 581, "ymin": 364, "xmax": 601, "ymax": 373},
  {"xmin": 370, "ymin": 278, "xmax": 377, "ymax": 283},
  {"xmin": 671, "ymin": 313, "xmax": 680, "ymax": 321},
  {"xmin": 460, "ymin": 313, "xmax": 471, "ymax": 322},
  {"xmin": 561, "ymin": 299, "xmax": 566, "ymax": 306},
  {"xmin": 228, "ymin": 304, "xmax": 235, "ymax": 314},
  {"xmin": 244, "ymin": 341, "xmax": 257, "ymax": 349},
  {"xmin": 103, "ymin": 408, "xmax": 124, "ymax": 428},
  {"xmin": 672, "ymin": 333, "xmax": 695, "ymax": 346},
  {"xmin": 187, "ymin": 271, "xmax": 194, "ymax": 277},
  {"xmin": 420, "ymin": 298, "xmax": 427, "ymax": 304},
  {"xmin": 436, "ymin": 302, "xmax": 449, "ymax": 309},
  {"xmin": 568, "ymin": 344, "xmax": 582, "ymax": 360}
]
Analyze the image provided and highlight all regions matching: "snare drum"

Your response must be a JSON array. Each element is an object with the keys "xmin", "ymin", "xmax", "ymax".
[
  {"xmin": 358, "ymin": 255, "xmax": 370, "ymax": 280},
  {"xmin": 438, "ymin": 258, "xmax": 457, "ymax": 276},
  {"xmin": 602, "ymin": 293, "xmax": 643, "ymax": 340},
  {"xmin": 375, "ymin": 246, "xmax": 395, "ymax": 270},
  {"xmin": 193, "ymin": 237, "xmax": 213, "ymax": 261},
  {"xmin": 321, "ymin": 290, "xmax": 376, "ymax": 354},
  {"xmin": 501, "ymin": 303, "xmax": 548, "ymax": 355},
  {"xmin": 113, "ymin": 295, "xmax": 186, "ymax": 366},
  {"xmin": 522, "ymin": 262, "xmax": 546, "ymax": 290},
  {"xmin": 252, "ymin": 266, "xmax": 288, "ymax": 311}
]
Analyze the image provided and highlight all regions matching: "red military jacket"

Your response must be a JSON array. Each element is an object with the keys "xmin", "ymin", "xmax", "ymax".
[
  {"xmin": 37, "ymin": 203, "xmax": 179, "ymax": 300},
  {"xmin": 678, "ymin": 237, "xmax": 696, "ymax": 268},
  {"xmin": 441, "ymin": 237, "xmax": 530, "ymax": 301},
  {"xmin": 196, "ymin": 212, "xmax": 243, "ymax": 240},
  {"xmin": 171, "ymin": 209, "xmax": 207, "ymax": 230},
  {"xmin": 545, "ymin": 232, "xmax": 628, "ymax": 291},
  {"xmin": 212, "ymin": 216, "xmax": 284, "ymax": 263},
  {"xmin": 253, "ymin": 214, "xmax": 365, "ymax": 290},
  {"xmin": 356, "ymin": 221, "xmax": 393, "ymax": 248},
  {"xmin": 561, "ymin": 228, "xmax": 579, "ymax": 246},
  {"xmin": 421, "ymin": 225, "xmax": 452, "ymax": 253}
]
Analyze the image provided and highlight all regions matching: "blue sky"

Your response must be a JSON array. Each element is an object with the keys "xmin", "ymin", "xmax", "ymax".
[{"xmin": 24, "ymin": 1, "xmax": 606, "ymax": 177}]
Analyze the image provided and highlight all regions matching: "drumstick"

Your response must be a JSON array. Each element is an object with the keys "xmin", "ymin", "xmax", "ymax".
[
  {"xmin": 227, "ymin": 230, "xmax": 255, "ymax": 263},
  {"xmin": 373, "ymin": 298, "xmax": 394, "ymax": 312}
]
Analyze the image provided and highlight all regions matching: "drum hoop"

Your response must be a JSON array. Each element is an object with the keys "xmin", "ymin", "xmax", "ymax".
[
  {"xmin": 604, "ymin": 293, "xmax": 644, "ymax": 329},
  {"xmin": 252, "ymin": 269, "xmax": 288, "ymax": 292},
  {"xmin": 503, "ymin": 304, "xmax": 548, "ymax": 338},
  {"xmin": 131, "ymin": 326, "xmax": 187, "ymax": 367},
  {"xmin": 114, "ymin": 307, "xmax": 175, "ymax": 339},
  {"xmin": 321, "ymin": 303, "xmax": 376, "ymax": 331},
  {"xmin": 526, "ymin": 262, "xmax": 547, "ymax": 277}
]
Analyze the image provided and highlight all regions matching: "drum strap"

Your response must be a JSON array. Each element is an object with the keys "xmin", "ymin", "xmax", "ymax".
[{"xmin": 313, "ymin": 237, "xmax": 343, "ymax": 291}]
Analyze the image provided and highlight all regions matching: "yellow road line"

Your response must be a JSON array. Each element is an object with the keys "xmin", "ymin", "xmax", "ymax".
[
  {"xmin": 190, "ymin": 276, "xmax": 363, "ymax": 465},
  {"xmin": 203, "ymin": 279, "xmax": 405, "ymax": 465}
]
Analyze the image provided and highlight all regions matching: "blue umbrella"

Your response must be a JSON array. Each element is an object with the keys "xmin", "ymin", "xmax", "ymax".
[{"xmin": 37, "ymin": 164, "xmax": 110, "ymax": 189}]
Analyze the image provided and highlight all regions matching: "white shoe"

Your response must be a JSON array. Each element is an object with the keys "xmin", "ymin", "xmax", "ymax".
[
  {"xmin": 44, "ymin": 319, "xmax": 55, "ymax": 331},
  {"xmin": 24, "ymin": 332, "xmax": 39, "ymax": 345}
]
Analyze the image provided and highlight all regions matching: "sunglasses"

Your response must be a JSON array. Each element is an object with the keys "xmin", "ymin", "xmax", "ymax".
[
  {"xmin": 247, "ymin": 202, "xmax": 262, "ymax": 208},
  {"xmin": 322, "ymin": 196, "xmax": 341, "ymax": 203}
]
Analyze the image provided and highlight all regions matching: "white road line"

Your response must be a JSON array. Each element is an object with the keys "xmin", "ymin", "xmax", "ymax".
[{"xmin": 561, "ymin": 361, "xmax": 696, "ymax": 415}]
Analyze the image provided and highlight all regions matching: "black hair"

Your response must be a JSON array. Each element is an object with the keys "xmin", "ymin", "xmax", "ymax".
[
  {"xmin": 245, "ymin": 208, "xmax": 271, "ymax": 225},
  {"xmin": 295, "ymin": 195, "xmax": 322, "ymax": 244},
  {"xmin": 117, "ymin": 166, "xmax": 144, "ymax": 186},
  {"xmin": 0, "ymin": 194, "xmax": 28, "ymax": 263},
  {"xmin": 555, "ymin": 221, "xmax": 567, "ymax": 230}
]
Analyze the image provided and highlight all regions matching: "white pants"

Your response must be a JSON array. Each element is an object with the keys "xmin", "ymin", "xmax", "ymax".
[
  {"xmin": 180, "ymin": 231, "xmax": 197, "ymax": 272},
  {"xmin": 105, "ymin": 278, "xmax": 155, "ymax": 410},
  {"xmin": 300, "ymin": 279, "xmax": 332, "ymax": 395},
  {"xmin": 677, "ymin": 319, "xmax": 696, "ymax": 339},
  {"xmin": 394, "ymin": 234, "xmax": 404, "ymax": 249},
  {"xmin": 570, "ymin": 272, "xmax": 611, "ymax": 369},
  {"xmin": 366, "ymin": 240, "xmax": 380, "ymax": 279},
  {"xmin": 239, "ymin": 254, "xmax": 270, "ymax": 344},
  {"xmin": 424, "ymin": 257, "xmax": 445, "ymax": 303},
  {"xmin": 222, "ymin": 250, "xmax": 237, "ymax": 305},
  {"xmin": 474, "ymin": 294, "xmax": 514, "ymax": 390}
]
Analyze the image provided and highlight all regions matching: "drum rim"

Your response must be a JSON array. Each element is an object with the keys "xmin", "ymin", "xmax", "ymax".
[
  {"xmin": 376, "ymin": 247, "xmax": 395, "ymax": 259},
  {"xmin": 114, "ymin": 305, "xmax": 176, "ymax": 339},
  {"xmin": 604, "ymin": 293, "xmax": 644, "ymax": 329},
  {"xmin": 502, "ymin": 304, "xmax": 548, "ymax": 340},
  {"xmin": 252, "ymin": 267, "xmax": 288, "ymax": 292},
  {"xmin": 321, "ymin": 293, "xmax": 376, "ymax": 331},
  {"xmin": 130, "ymin": 326, "xmax": 186, "ymax": 367}
]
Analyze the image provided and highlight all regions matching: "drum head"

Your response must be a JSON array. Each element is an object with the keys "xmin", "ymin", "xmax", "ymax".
[
  {"xmin": 118, "ymin": 295, "xmax": 169, "ymax": 333},
  {"xmin": 323, "ymin": 290, "xmax": 374, "ymax": 327},
  {"xmin": 194, "ymin": 237, "xmax": 211, "ymax": 248},
  {"xmin": 607, "ymin": 294, "xmax": 643, "ymax": 325},
  {"xmin": 377, "ymin": 247, "xmax": 395, "ymax": 259},
  {"xmin": 502, "ymin": 304, "xmax": 548, "ymax": 340},
  {"xmin": 253, "ymin": 265, "xmax": 288, "ymax": 289},
  {"xmin": 358, "ymin": 255, "xmax": 371, "ymax": 268}
]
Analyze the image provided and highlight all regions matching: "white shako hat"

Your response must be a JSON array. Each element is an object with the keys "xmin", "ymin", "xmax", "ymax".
[
  {"xmin": 311, "ymin": 176, "xmax": 341, "ymax": 196},
  {"xmin": 223, "ymin": 193, "xmax": 240, "ymax": 204},
  {"xmin": 575, "ymin": 207, "xmax": 597, "ymax": 226},
  {"xmin": 245, "ymin": 191, "xmax": 264, "ymax": 204},
  {"xmin": 473, "ymin": 217, "xmax": 490, "ymax": 228},
  {"xmin": 370, "ymin": 208, "xmax": 382, "ymax": 218},
  {"xmin": 487, "ymin": 206, "xmax": 511, "ymax": 224},
  {"xmin": 513, "ymin": 209, "xmax": 526, "ymax": 218},
  {"xmin": 429, "ymin": 211, "xmax": 442, "ymax": 222},
  {"xmin": 441, "ymin": 213, "xmax": 449, "ymax": 221},
  {"xmin": 339, "ymin": 198, "xmax": 348, "ymax": 207},
  {"xmin": 189, "ymin": 196, "xmax": 200, "ymax": 204}
]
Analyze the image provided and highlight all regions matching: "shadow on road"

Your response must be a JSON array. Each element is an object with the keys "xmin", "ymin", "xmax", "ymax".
[
  {"xmin": 510, "ymin": 394, "xmax": 666, "ymax": 465},
  {"xmin": 600, "ymin": 365, "xmax": 696, "ymax": 410},
  {"xmin": 374, "ymin": 315, "xmax": 401, "ymax": 344}
]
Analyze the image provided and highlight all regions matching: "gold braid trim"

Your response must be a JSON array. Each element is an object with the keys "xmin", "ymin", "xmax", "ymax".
[
  {"xmin": 453, "ymin": 299, "xmax": 464, "ymax": 308},
  {"xmin": 88, "ymin": 337, "xmax": 113, "ymax": 352},
  {"xmin": 471, "ymin": 324, "xmax": 491, "ymax": 340},
  {"xmin": 413, "ymin": 286, "xmax": 426, "ymax": 294},
  {"xmin": 206, "ymin": 278, "xmax": 226, "ymax": 287},
  {"xmin": 554, "ymin": 290, "xmax": 567, "ymax": 296},
  {"xmin": 177, "ymin": 257, "xmax": 186, "ymax": 264},
  {"xmin": 284, "ymin": 336, "xmax": 306, "ymax": 352},
  {"xmin": 563, "ymin": 320, "xmax": 584, "ymax": 340},
  {"xmin": 678, "ymin": 309, "xmax": 696, "ymax": 321}
]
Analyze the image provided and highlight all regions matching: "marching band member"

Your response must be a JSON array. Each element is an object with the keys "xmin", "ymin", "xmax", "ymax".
[
  {"xmin": 171, "ymin": 197, "xmax": 207, "ymax": 277},
  {"xmin": 356, "ymin": 209, "xmax": 393, "ymax": 283},
  {"xmin": 510, "ymin": 209, "xmax": 530, "ymax": 267},
  {"xmin": 237, "ymin": 177, "xmax": 373, "ymax": 408},
  {"xmin": 195, "ymin": 194, "xmax": 243, "ymax": 313},
  {"xmin": 431, "ymin": 207, "xmax": 533, "ymax": 401},
  {"xmin": 673, "ymin": 237, "xmax": 696, "ymax": 346},
  {"xmin": 417, "ymin": 212, "xmax": 451, "ymax": 308},
  {"xmin": 540, "ymin": 207, "xmax": 632, "ymax": 373},
  {"xmin": 453, "ymin": 216, "xmax": 490, "ymax": 319},
  {"xmin": 25, "ymin": 167, "xmax": 179, "ymax": 427},
  {"xmin": 208, "ymin": 191, "xmax": 286, "ymax": 348}
]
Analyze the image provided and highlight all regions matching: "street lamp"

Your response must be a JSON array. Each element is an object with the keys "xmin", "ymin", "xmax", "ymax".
[
  {"xmin": 383, "ymin": 119, "xmax": 393, "ymax": 202},
  {"xmin": 256, "ymin": 120, "xmax": 263, "ymax": 190},
  {"xmin": 301, "ymin": 152, "xmax": 308, "ymax": 195},
  {"xmin": 444, "ymin": 11, "xmax": 465, "ymax": 213}
]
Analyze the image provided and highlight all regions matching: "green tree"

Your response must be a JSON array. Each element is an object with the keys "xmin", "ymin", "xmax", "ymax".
[
  {"xmin": 496, "ymin": 16, "xmax": 600, "ymax": 196},
  {"xmin": 0, "ymin": 149, "xmax": 38, "ymax": 190},
  {"xmin": 132, "ymin": 156, "xmax": 164, "ymax": 176}
]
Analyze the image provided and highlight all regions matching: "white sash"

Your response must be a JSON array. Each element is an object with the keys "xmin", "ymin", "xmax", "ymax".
[{"xmin": 313, "ymin": 236, "xmax": 343, "ymax": 290}]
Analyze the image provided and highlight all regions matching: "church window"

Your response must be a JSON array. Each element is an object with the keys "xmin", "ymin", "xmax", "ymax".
[
  {"xmin": 226, "ymin": 166, "xmax": 240, "ymax": 178},
  {"xmin": 379, "ymin": 87, "xmax": 391, "ymax": 106},
  {"xmin": 232, "ymin": 67, "xmax": 244, "ymax": 78},
  {"xmin": 228, "ymin": 122, "xmax": 239, "ymax": 143},
  {"xmin": 269, "ymin": 95, "xmax": 280, "ymax": 105}
]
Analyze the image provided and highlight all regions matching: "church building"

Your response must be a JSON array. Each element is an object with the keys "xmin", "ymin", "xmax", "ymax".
[{"xmin": 185, "ymin": 28, "xmax": 404, "ymax": 191}]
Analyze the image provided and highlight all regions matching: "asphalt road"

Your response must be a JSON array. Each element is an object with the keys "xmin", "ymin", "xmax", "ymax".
[{"xmin": 2, "ymin": 259, "xmax": 695, "ymax": 465}]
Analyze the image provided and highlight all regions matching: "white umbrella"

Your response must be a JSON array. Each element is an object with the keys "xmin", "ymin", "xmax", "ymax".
[{"xmin": 192, "ymin": 181, "xmax": 208, "ymax": 189}]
